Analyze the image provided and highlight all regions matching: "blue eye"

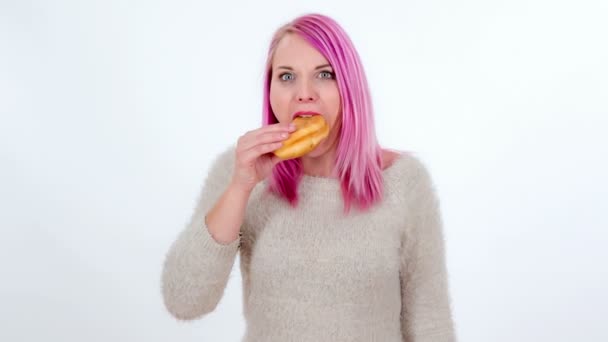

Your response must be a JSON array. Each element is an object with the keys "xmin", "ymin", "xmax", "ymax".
[
  {"xmin": 279, "ymin": 73, "xmax": 294, "ymax": 81},
  {"xmin": 319, "ymin": 71, "xmax": 335, "ymax": 79}
]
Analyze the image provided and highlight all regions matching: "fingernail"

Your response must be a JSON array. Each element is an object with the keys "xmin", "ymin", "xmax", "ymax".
[{"xmin": 289, "ymin": 123, "xmax": 296, "ymax": 130}]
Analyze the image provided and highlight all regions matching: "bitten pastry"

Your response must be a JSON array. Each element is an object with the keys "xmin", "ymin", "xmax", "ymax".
[{"xmin": 273, "ymin": 115, "xmax": 330, "ymax": 160}]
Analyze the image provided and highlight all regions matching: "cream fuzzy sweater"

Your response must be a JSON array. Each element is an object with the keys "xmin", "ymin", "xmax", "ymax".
[{"xmin": 161, "ymin": 144, "xmax": 457, "ymax": 341}]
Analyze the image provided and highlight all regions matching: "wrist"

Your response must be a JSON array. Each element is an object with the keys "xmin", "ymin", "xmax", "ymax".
[{"xmin": 228, "ymin": 181, "xmax": 253, "ymax": 196}]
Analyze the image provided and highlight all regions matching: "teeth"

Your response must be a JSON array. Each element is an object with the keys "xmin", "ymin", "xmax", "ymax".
[{"xmin": 299, "ymin": 114, "xmax": 314, "ymax": 118}]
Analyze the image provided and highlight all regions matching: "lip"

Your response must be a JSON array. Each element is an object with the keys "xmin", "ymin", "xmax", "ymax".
[{"xmin": 292, "ymin": 111, "xmax": 322, "ymax": 119}]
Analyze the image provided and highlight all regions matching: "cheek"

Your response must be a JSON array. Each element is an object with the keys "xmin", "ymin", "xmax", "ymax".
[
  {"xmin": 269, "ymin": 84, "xmax": 291, "ymax": 122},
  {"xmin": 325, "ymin": 87, "xmax": 341, "ymax": 126}
]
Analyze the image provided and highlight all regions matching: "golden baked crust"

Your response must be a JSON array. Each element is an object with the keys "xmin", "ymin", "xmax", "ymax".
[{"xmin": 273, "ymin": 116, "xmax": 330, "ymax": 160}]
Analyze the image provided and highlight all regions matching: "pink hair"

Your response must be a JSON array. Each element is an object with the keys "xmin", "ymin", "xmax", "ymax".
[{"xmin": 262, "ymin": 13, "xmax": 385, "ymax": 215}]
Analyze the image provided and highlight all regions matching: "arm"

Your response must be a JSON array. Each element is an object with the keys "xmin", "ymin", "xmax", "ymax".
[
  {"xmin": 400, "ymin": 156, "xmax": 457, "ymax": 341},
  {"xmin": 161, "ymin": 145, "xmax": 244, "ymax": 321}
]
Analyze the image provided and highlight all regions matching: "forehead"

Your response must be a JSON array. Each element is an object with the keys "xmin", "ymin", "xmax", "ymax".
[{"xmin": 272, "ymin": 33, "xmax": 330, "ymax": 68}]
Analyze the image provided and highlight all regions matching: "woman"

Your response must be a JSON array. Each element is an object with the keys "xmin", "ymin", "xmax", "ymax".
[{"xmin": 161, "ymin": 13, "xmax": 457, "ymax": 342}]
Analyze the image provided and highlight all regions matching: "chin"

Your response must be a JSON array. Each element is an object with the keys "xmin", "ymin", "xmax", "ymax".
[
  {"xmin": 301, "ymin": 141, "xmax": 331, "ymax": 159},
  {"xmin": 305, "ymin": 149, "xmax": 323, "ymax": 158}
]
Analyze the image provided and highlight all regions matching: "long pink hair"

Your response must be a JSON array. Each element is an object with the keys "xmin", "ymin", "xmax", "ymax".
[{"xmin": 263, "ymin": 13, "xmax": 385, "ymax": 215}]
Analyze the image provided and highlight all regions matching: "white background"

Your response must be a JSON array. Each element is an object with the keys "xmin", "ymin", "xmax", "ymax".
[{"xmin": 1, "ymin": 0, "xmax": 607, "ymax": 341}]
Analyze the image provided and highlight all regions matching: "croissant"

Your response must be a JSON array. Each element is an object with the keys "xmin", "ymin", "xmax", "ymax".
[{"xmin": 273, "ymin": 115, "xmax": 330, "ymax": 160}]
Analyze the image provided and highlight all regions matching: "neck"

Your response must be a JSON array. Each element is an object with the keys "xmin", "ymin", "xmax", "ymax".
[{"xmin": 300, "ymin": 146, "xmax": 338, "ymax": 178}]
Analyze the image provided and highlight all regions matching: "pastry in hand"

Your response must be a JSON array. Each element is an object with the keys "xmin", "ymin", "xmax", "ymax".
[{"xmin": 273, "ymin": 115, "xmax": 330, "ymax": 160}]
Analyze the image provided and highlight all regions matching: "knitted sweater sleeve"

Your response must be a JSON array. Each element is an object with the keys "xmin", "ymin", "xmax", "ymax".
[
  {"xmin": 399, "ymin": 155, "xmax": 457, "ymax": 341},
  {"xmin": 161, "ymin": 145, "xmax": 241, "ymax": 321}
]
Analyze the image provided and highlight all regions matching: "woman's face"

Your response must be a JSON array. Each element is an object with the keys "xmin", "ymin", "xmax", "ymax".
[{"xmin": 269, "ymin": 33, "xmax": 341, "ymax": 158}]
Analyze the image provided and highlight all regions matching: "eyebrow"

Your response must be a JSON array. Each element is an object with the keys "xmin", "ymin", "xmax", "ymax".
[{"xmin": 276, "ymin": 64, "xmax": 332, "ymax": 71}]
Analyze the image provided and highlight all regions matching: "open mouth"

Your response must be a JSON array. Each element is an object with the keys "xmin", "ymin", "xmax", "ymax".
[{"xmin": 292, "ymin": 111, "xmax": 322, "ymax": 119}]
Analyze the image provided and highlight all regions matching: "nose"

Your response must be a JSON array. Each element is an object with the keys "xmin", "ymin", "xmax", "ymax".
[
  {"xmin": 298, "ymin": 95, "xmax": 316, "ymax": 103},
  {"xmin": 296, "ymin": 81, "xmax": 318, "ymax": 103}
]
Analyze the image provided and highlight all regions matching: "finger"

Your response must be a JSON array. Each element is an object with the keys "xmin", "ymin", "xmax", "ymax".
[
  {"xmin": 237, "ymin": 122, "xmax": 294, "ymax": 155},
  {"xmin": 240, "ymin": 141, "xmax": 284, "ymax": 163},
  {"xmin": 257, "ymin": 122, "xmax": 295, "ymax": 135},
  {"xmin": 269, "ymin": 121, "xmax": 293, "ymax": 129},
  {"xmin": 241, "ymin": 130, "xmax": 291, "ymax": 152}
]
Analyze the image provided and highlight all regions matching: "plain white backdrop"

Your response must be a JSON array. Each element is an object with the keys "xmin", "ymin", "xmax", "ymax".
[{"xmin": 1, "ymin": 0, "xmax": 607, "ymax": 341}]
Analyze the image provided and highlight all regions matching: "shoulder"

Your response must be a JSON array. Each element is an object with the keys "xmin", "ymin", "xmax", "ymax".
[
  {"xmin": 214, "ymin": 143, "xmax": 237, "ymax": 165},
  {"xmin": 401, "ymin": 152, "xmax": 433, "ymax": 183},
  {"xmin": 203, "ymin": 143, "xmax": 237, "ymax": 188},
  {"xmin": 384, "ymin": 149, "xmax": 438, "ymax": 199},
  {"xmin": 382, "ymin": 148, "xmax": 432, "ymax": 179}
]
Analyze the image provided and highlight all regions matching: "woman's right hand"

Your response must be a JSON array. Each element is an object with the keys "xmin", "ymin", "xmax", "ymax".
[{"xmin": 230, "ymin": 122, "xmax": 296, "ymax": 193}]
